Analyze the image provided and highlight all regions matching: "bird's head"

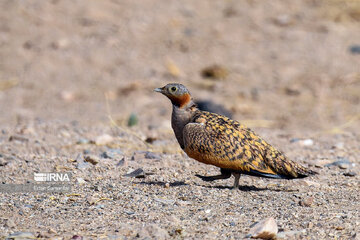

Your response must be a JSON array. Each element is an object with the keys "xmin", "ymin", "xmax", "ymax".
[{"xmin": 154, "ymin": 83, "xmax": 192, "ymax": 108}]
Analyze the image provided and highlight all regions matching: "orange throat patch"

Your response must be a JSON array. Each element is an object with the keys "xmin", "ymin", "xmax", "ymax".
[{"xmin": 170, "ymin": 93, "xmax": 191, "ymax": 108}]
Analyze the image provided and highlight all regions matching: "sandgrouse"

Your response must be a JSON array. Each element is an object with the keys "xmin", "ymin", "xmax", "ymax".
[{"xmin": 154, "ymin": 83, "xmax": 316, "ymax": 189}]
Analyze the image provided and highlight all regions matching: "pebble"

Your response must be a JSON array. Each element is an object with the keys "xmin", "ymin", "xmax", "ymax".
[
  {"xmin": 76, "ymin": 162, "xmax": 90, "ymax": 170},
  {"xmin": 76, "ymin": 177, "xmax": 86, "ymax": 184},
  {"xmin": 101, "ymin": 149, "xmax": 123, "ymax": 159},
  {"xmin": 127, "ymin": 113, "xmax": 138, "ymax": 127},
  {"xmin": 154, "ymin": 198, "xmax": 176, "ymax": 205},
  {"xmin": 8, "ymin": 134, "xmax": 29, "ymax": 142},
  {"xmin": 299, "ymin": 196, "xmax": 314, "ymax": 207},
  {"xmin": 349, "ymin": 45, "xmax": 360, "ymax": 54},
  {"xmin": 76, "ymin": 138, "xmax": 90, "ymax": 144},
  {"xmin": 299, "ymin": 139, "xmax": 314, "ymax": 146},
  {"xmin": 84, "ymin": 155, "xmax": 99, "ymax": 165},
  {"xmin": 6, "ymin": 232, "xmax": 36, "ymax": 239},
  {"xmin": 144, "ymin": 151, "xmax": 161, "ymax": 160},
  {"xmin": 94, "ymin": 134, "xmax": 114, "ymax": 145},
  {"xmin": 124, "ymin": 168, "xmax": 145, "ymax": 178},
  {"xmin": 246, "ymin": 217, "xmax": 278, "ymax": 239},
  {"xmin": 71, "ymin": 235, "xmax": 83, "ymax": 240},
  {"xmin": 343, "ymin": 172, "xmax": 357, "ymax": 177},
  {"xmin": 95, "ymin": 204, "xmax": 105, "ymax": 209},
  {"xmin": 116, "ymin": 158, "xmax": 126, "ymax": 167},
  {"xmin": 325, "ymin": 157, "xmax": 354, "ymax": 169}
]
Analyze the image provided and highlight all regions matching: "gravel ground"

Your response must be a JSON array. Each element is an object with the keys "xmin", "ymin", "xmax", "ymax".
[{"xmin": 0, "ymin": 0, "xmax": 360, "ymax": 239}]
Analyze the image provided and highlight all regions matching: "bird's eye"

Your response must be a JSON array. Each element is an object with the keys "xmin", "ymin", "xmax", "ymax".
[{"xmin": 170, "ymin": 86, "xmax": 177, "ymax": 92}]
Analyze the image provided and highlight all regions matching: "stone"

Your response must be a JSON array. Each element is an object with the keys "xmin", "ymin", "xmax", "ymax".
[
  {"xmin": 299, "ymin": 197, "xmax": 314, "ymax": 207},
  {"xmin": 246, "ymin": 217, "xmax": 278, "ymax": 239},
  {"xmin": 124, "ymin": 168, "xmax": 145, "ymax": 178},
  {"xmin": 94, "ymin": 134, "xmax": 114, "ymax": 145},
  {"xmin": 299, "ymin": 139, "xmax": 314, "ymax": 146},
  {"xmin": 84, "ymin": 155, "xmax": 99, "ymax": 165},
  {"xmin": 6, "ymin": 232, "xmax": 36, "ymax": 239},
  {"xmin": 343, "ymin": 172, "xmax": 357, "ymax": 177},
  {"xmin": 144, "ymin": 151, "xmax": 160, "ymax": 160}
]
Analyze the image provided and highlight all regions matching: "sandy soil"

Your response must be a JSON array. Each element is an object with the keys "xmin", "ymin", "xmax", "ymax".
[{"xmin": 0, "ymin": 0, "xmax": 359, "ymax": 239}]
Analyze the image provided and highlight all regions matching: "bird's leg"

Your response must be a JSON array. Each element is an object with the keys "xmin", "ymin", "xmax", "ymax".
[
  {"xmin": 232, "ymin": 173, "xmax": 241, "ymax": 189},
  {"xmin": 195, "ymin": 168, "xmax": 231, "ymax": 182}
]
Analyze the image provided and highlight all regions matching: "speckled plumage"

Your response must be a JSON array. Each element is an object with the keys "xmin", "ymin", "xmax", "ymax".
[{"xmin": 155, "ymin": 83, "xmax": 317, "ymax": 188}]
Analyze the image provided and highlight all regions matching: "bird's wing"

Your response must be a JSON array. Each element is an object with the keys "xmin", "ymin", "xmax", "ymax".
[{"xmin": 182, "ymin": 112, "xmax": 283, "ymax": 177}]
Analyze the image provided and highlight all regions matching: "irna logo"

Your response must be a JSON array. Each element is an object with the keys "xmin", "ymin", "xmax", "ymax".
[{"xmin": 34, "ymin": 172, "xmax": 71, "ymax": 182}]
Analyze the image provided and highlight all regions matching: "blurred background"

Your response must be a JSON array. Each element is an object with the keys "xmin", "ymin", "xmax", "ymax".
[{"xmin": 0, "ymin": 0, "xmax": 359, "ymax": 134}]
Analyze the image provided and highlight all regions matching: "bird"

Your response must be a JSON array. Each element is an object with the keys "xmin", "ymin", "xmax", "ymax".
[{"xmin": 154, "ymin": 83, "xmax": 317, "ymax": 189}]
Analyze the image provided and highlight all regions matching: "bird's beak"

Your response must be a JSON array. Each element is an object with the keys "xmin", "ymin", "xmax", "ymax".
[{"xmin": 154, "ymin": 87, "xmax": 164, "ymax": 93}]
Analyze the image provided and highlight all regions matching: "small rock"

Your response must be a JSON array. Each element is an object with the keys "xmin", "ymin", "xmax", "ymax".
[
  {"xmin": 349, "ymin": 45, "xmax": 360, "ymax": 54},
  {"xmin": 84, "ymin": 155, "xmax": 99, "ymax": 165},
  {"xmin": 71, "ymin": 235, "xmax": 83, "ymax": 240},
  {"xmin": 76, "ymin": 162, "xmax": 90, "ymax": 170},
  {"xmin": 76, "ymin": 177, "xmax": 86, "ymax": 184},
  {"xmin": 127, "ymin": 113, "xmax": 138, "ymax": 127},
  {"xmin": 8, "ymin": 134, "xmax": 29, "ymax": 142},
  {"xmin": 76, "ymin": 138, "xmax": 90, "ymax": 144},
  {"xmin": 95, "ymin": 204, "xmax": 105, "ymax": 209},
  {"xmin": 100, "ymin": 151, "xmax": 112, "ymax": 159},
  {"xmin": 116, "ymin": 158, "xmax": 126, "ymax": 167},
  {"xmin": 343, "ymin": 172, "xmax": 357, "ymax": 177},
  {"xmin": 124, "ymin": 168, "xmax": 145, "ymax": 178},
  {"xmin": 94, "ymin": 134, "xmax": 114, "ymax": 145},
  {"xmin": 247, "ymin": 217, "xmax": 278, "ymax": 239},
  {"xmin": 338, "ymin": 163, "xmax": 349, "ymax": 169},
  {"xmin": 154, "ymin": 198, "xmax": 176, "ymax": 205},
  {"xmin": 6, "ymin": 232, "xmax": 36, "ymax": 239},
  {"xmin": 201, "ymin": 64, "xmax": 228, "ymax": 80},
  {"xmin": 289, "ymin": 138, "xmax": 300, "ymax": 143},
  {"xmin": 101, "ymin": 148, "xmax": 123, "ymax": 159},
  {"xmin": 325, "ymin": 157, "xmax": 354, "ymax": 169},
  {"xmin": 144, "ymin": 151, "xmax": 160, "ymax": 160},
  {"xmin": 299, "ymin": 139, "xmax": 314, "ymax": 146},
  {"xmin": 299, "ymin": 197, "xmax": 314, "ymax": 207}
]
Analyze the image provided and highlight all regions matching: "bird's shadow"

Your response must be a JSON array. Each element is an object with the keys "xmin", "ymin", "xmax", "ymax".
[
  {"xmin": 194, "ymin": 183, "xmax": 269, "ymax": 191},
  {"xmin": 139, "ymin": 180, "xmax": 188, "ymax": 187},
  {"xmin": 139, "ymin": 180, "xmax": 288, "ymax": 192}
]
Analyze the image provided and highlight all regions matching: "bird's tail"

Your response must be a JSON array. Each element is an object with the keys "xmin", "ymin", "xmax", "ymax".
[{"xmin": 265, "ymin": 149, "xmax": 317, "ymax": 179}]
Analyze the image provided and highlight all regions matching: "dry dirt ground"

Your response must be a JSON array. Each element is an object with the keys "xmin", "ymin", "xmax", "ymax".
[{"xmin": 0, "ymin": 0, "xmax": 360, "ymax": 239}]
